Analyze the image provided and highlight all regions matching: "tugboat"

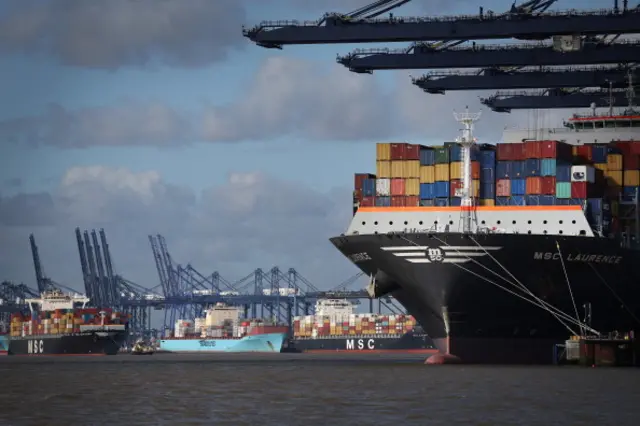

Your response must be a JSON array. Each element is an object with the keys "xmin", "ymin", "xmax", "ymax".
[{"xmin": 131, "ymin": 339, "xmax": 155, "ymax": 355}]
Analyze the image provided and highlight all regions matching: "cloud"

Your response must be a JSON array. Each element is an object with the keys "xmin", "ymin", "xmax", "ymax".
[
  {"xmin": 0, "ymin": 0, "xmax": 247, "ymax": 69},
  {"xmin": 0, "ymin": 166, "xmax": 356, "ymax": 294}
]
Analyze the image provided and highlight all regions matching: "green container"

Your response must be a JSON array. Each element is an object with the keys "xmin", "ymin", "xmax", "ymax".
[
  {"xmin": 435, "ymin": 147, "xmax": 450, "ymax": 164},
  {"xmin": 556, "ymin": 182, "xmax": 571, "ymax": 199}
]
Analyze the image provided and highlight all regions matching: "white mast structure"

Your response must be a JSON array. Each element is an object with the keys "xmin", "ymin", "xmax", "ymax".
[{"xmin": 453, "ymin": 107, "xmax": 481, "ymax": 234}]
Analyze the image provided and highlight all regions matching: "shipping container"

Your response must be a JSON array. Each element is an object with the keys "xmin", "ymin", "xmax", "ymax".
[
  {"xmin": 571, "ymin": 182, "xmax": 593, "ymax": 199},
  {"xmin": 450, "ymin": 197, "xmax": 462, "ymax": 206},
  {"xmin": 390, "ymin": 143, "xmax": 407, "ymax": 160},
  {"xmin": 420, "ymin": 199, "xmax": 435, "ymax": 206},
  {"xmin": 496, "ymin": 196, "xmax": 525, "ymax": 206},
  {"xmin": 419, "ymin": 165, "xmax": 435, "ymax": 183},
  {"xmin": 497, "ymin": 161, "xmax": 523, "ymax": 179},
  {"xmin": 541, "ymin": 159, "xmax": 557, "ymax": 177},
  {"xmin": 376, "ymin": 178, "xmax": 390, "ymax": 196},
  {"xmin": 420, "ymin": 183, "xmax": 435, "ymax": 199},
  {"xmin": 391, "ymin": 196, "xmax": 406, "ymax": 207},
  {"xmin": 479, "ymin": 199, "xmax": 495, "ymax": 206},
  {"xmin": 471, "ymin": 161, "xmax": 480, "ymax": 179},
  {"xmin": 376, "ymin": 160, "xmax": 391, "ymax": 178},
  {"xmin": 375, "ymin": 196, "xmax": 391, "ymax": 207},
  {"xmin": 513, "ymin": 143, "xmax": 527, "ymax": 161},
  {"xmin": 376, "ymin": 143, "xmax": 391, "ymax": 161},
  {"xmin": 404, "ymin": 160, "xmax": 421, "ymax": 178},
  {"xmin": 511, "ymin": 179, "xmax": 526, "ymax": 196},
  {"xmin": 434, "ymin": 181, "xmax": 450, "ymax": 198},
  {"xmin": 593, "ymin": 163, "xmax": 607, "ymax": 173},
  {"xmin": 496, "ymin": 179, "xmax": 511, "ymax": 197},
  {"xmin": 435, "ymin": 164, "xmax": 449, "ymax": 181},
  {"xmin": 525, "ymin": 158, "xmax": 541, "ymax": 176},
  {"xmin": 480, "ymin": 183, "xmax": 495, "ymax": 199},
  {"xmin": 354, "ymin": 173, "xmax": 375, "ymax": 190},
  {"xmin": 362, "ymin": 178, "xmax": 376, "ymax": 197},
  {"xmin": 525, "ymin": 140, "xmax": 542, "ymax": 158},
  {"xmin": 623, "ymin": 186, "xmax": 640, "ymax": 200},
  {"xmin": 541, "ymin": 177, "xmax": 556, "ymax": 195},
  {"xmin": 434, "ymin": 197, "xmax": 449, "ymax": 207},
  {"xmin": 420, "ymin": 147, "xmax": 435, "ymax": 166},
  {"xmin": 450, "ymin": 179, "xmax": 463, "ymax": 198},
  {"xmin": 450, "ymin": 162, "xmax": 463, "ymax": 180},
  {"xmin": 391, "ymin": 161, "xmax": 405, "ymax": 178},
  {"xmin": 607, "ymin": 153, "xmax": 623, "ymax": 171},
  {"xmin": 624, "ymin": 170, "xmax": 640, "ymax": 187},
  {"xmin": 405, "ymin": 178, "xmax": 420, "ymax": 196},
  {"xmin": 571, "ymin": 165, "xmax": 596, "ymax": 183},
  {"xmin": 526, "ymin": 177, "xmax": 542, "ymax": 195},
  {"xmin": 575, "ymin": 145, "xmax": 593, "ymax": 162},
  {"xmin": 592, "ymin": 144, "xmax": 608, "ymax": 163},
  {"xmin": 624, "ymin": 154, "xmax": 640, "ymax": 170},
  {"xmin": 406, "ymin": 195, "xmax": 420, "ymax": 207},
  {"xmin": 540, "ymin": 140, "xmax": 573, "ymax": 160},
  {"xmin": 406, "ymin": 144, "xmax": 421, "ymax": 160},
  {"xmin": 556, "ymin": 163, "xmax": 572, "ymax": 182},
  {"xmin": 391, "ymin": 178, "xmax": 405, "ymax": 195},
  {"xmin": 360, "ymin": 196, "xmax": 376, "ymax": 207},
  {"xmin": 497, "ymin": 143, "xmax": 514, "ymax": 161},
  {"xmin": 435, "ymin": 147, "xmax": 449, "ymax": 164},
  {"xmin": 605, "ymin": 170, "xmax": 624, "ymax": 187},
  {"xmin": 479, "ymin": 150, "xmax": 495, "ymax": 169},
  {"xmin": 450, "ymin": 144, "xmax": 463, "ymax": 162},
  {"xmin": 480, "ymin": 167, "xmax": 494, "ymax": 182}
]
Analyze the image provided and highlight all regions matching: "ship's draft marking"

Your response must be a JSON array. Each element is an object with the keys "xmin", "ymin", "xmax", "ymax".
[{"xmin": 381, "ymin": 246, "xmax": 502, "ymax": 264}]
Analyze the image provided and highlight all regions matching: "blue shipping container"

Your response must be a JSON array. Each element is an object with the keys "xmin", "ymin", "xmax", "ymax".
[
  {"xmin": 555, "ymin": 198, "xmax": 570, "ymax": 205},
  {"xmin": 480, "ymin": 167, "xmax": 495, "ymax": 183},
  {"xmin": 556, "ymin": 164, "xmax": 572, "ymax": 182},
  {"xmin": 420, "ymin": 183, "xmax": 435, "ymax": 199},
  {"xmin": 480, "ymin": 183, "xmax": 495, "ymax": 199},
  {"xmin": 496, "ymin": 161, "xmax": 510, "ymax": 179},
  {"xmin": 509, "ymin": 196, "xmax": 526, "ymax": 206},
  {"xmin": 362, "ymin": 178, "xmax": 376, "ymax": 197},
  {"xmin": 434, "ymin": 181, "xmax": 450, "ymax": 198},
  {"xmin": 623, "ymin": 186, "xmax": 639, "ymax": 200},
  {"xmin": 449, "ymin": 144, "xmax": 478, "ymax": 162},
  {"xmin": 525, "ymin": 159, "xmax": 541, "ymax": 177},
  {"xmin": 511, "ymin": 161, "xmax": 525, "ymax": 178},
  {"xmin": 568, "ymin": 198, "xmax": 586, "ymax": 206},
  {"xmin": 592, "ymin": 145, "xmax": 608, "ymax": 163},
  {"xmin": 496, "ymin": 196, "xmax": 509, "ymax": 206},
  {"xmin": 420, "ymin": 199, "xmax": 434, "ymax": 206},
  {"xmin": 511, "ymin": 179, "xmax": 526, "ymax": 196},
  {"xmin": 450, "ymin": 197, "xmax": 462, "ymax": 206},
  {"xmin": 375, "ymin": 196, "xmax": 391, "ymax": 207},
  {"xmin": 541, "ymin": 159, "xmax": 557, "ymax": 177},
  {"xmin": 420, "ymin": 148, "xmax": 435, "ymax": 166},
  {"xmin": 526, "ymin": 195, "xmax": 556, "ymax": 205},
  {"xmin": 434, "ymin": 197, "xmax": 450, "ymax": 207},
  {"xmin": 479, "ymin": 150, "xmax": 496, "ymax": 169}
]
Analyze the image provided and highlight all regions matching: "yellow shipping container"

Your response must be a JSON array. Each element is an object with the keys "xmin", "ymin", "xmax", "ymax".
[
  {"xmin": 479, "ymin": 199, "xmax": 495, "ymax": 206},
  {"xmin": 624, "ymin": 170, "xmax": 640, "ymax": 186},
  {"xmin": 450, "ymin": 161, "xmax": 463, "ymax": 180},
  {"xmin": 391, "ymin": 161, "xmax": 405, "ymax": 178},
  {"xmin": 572, "ymin": 146, "xmax": 578, "ymax": 156},
  {"xmin": 376, "ymin": 160, "xmax": 391, "ymax": 178},
  {"xmin": 435, "ymin": 163, "xmax": 449, "ymax": 181},
  {"xmin": 606, "ymin": 170, "xmax": 624, "ymax": 186},
  {"xmin": 377, "ymin": 143, "xmax": 391, "ymax": 161},
  {"xmin": 405, "ymin": 178, "xmax": 420, "ymax": 196},
  {"xmin": 419, "ymin": 165, "xmax": 435, "ymax": 183},
  {"xmin": 594, "ymin": 163, "xmax": 607, "ymax": 173},
  {"xmin": 607, "ymin": 153, "xmax": 623, "ymax": 171},
  {"xmin": 404, "ymin": 160, "xmax": 421, "ymax": 178}
]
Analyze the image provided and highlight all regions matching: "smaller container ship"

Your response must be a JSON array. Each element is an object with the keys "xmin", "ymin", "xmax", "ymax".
[
  {"xmin": 158, "ymin": 303, "xmax": 288, "ymax": 353},
  {"xmin": 7, "ymin": 290, "xmax": 129, "ymax": 356},
  {"xmin": 292, "ymin": 299, "xmax": 437, "ymax": 353},
  {"xmin": 0, "ymin": 334, "xmax": 8, "ymax": 355}
]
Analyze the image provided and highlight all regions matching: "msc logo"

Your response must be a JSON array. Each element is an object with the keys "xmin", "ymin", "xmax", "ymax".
[
  {"xmin": 572, "ymin": 171, "xmax": 585, "ymax": 181},
  {"xmin": 426, "ymin": 248, "xmax": 444, "ymax": 263},
  {"xmin": 28, "ymin": 339, "xmax": 44, "ymax": 354}
]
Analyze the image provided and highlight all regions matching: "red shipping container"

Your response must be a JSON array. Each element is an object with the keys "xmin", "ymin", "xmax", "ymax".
[
  {"xmin": 405, "ymin": 144, "xmax": 421, "ymax": 160},
  {"xmin": 450, "ymin": 179, "xmax": 463, "ymax": 197},
  {"xmin": 571, "ymin": 182, "xmax": 588, "ymax": 199},
  {"xmin": 514, "ymin": 143, "xmax": 527, "ymax": 161},
  {"xmin": 391, "ymin": 196, "xmax": 406, "ymax": 207},
  {"xmin": 524, "ymin": 141, "xmax": 542, "ymax": 159},
  {"xmin": 526, "ymin": 177, "xmax": 542, "ymax": 195},
  {"xmin": 496, "ymin": 179, "xmax": 511, "ymax": 196},
  {"xmin": 354, "ymin": 173, "xmax": 375, "ymax": 190},
  {"xmin": 360, "ymin": 196, "xmax": 376, "ymax": 207},
  {"xmin": 353, "ymin": 189, "xmax": 363, "ymax": 201},
  {"xmin": 615, "ymin": 141, "xmax": 640, "ymax": 155},
  {"xmin": 390, "ymin": 143, "xmax": 407, "ymax": 160},
  {"xmin": 496, "ymin": 143, "xmax": 514, "ymax": 161},
  {"xmin": 390, "ymin": 178, "xmax": 405, "ymax": 195},
  {"xmin": 540, "ymin": 140, "xmax": 572, "ymax": 160},
  {"xmin": 471, "ymin": 161, "xmax": 480, "ymax": 179},
  {"xmin": 541, "ymin": 177, "xmax": 556, "ymax": 195},
  {"xmin": 623, "ymin": 154, "xmax": 640, "ymax": 170},
  {"xmin": 405, "ymin": 196, "xmax": 420, "ymax": 206},
  {"xmin": 575, "ymin": 145, "xmax": 593, "ymax": 162}
]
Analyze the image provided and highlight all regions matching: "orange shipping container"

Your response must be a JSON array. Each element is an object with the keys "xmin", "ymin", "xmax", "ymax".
[
  {"xmin": 419, "ymin": 166, "xmax": 435, "ymax": 184},
  {"xmin": 606, "ymin": 170, "xmax": 624, "ymax": 186},
  {"xmin": 526, "ymin": 177, "xmax": 543, "ymax": 195},
  {"xmin": 607, "ymin": 153, "xmax": 623, "ymax": 171},
  {"xmin": 404, "ymin": 160, "xmax": 421, "ymax": 178},
  {"xmin": 376, "ymin": 161, "xmax": 391, "ymax": 178},
  {"xmin": 624, "ymin": 170, "xmax": 640, "ymax": 187},
  {"xmin": 377, "ymin": 143, "xmax": 391, "ymax": 161},
  {"xmin": 594, "ymin": 163, "xmax": 607, "ymax": 173},
  {"xmin": 405, "ymin": 178, "xmax": 420, "ymax": 196},
  {"xmin": 435, "ymin": 164, "xmax": 449, "ymax": 181},
  {"xmin": 391, "ymin": 161, "xmax": 405, "ymax": 178},
  {"xmin": 390, "ymin": 178, "xmax": 405, "ymax": 196},
  {"xmin": 472, "ymin": 161, "xmax": 480, "ymax": 179}
]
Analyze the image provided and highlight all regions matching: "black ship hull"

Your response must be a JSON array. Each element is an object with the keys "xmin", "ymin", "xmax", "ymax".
[
  {"xmin": 293, "ymin": 331, "xmax": 437, "ymax": 353},
  {"xmin": 330, "ymin": 232, "xmax": 640, "ymax": 364},
  {"xmin": 8, "ymin": 331, "xmax": 126, "ymax": 356}
]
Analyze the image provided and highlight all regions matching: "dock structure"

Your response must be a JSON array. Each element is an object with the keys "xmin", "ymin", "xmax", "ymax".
[{"xmin": 243, "ymin": 0, "xmax": 640, "ymax": 111}]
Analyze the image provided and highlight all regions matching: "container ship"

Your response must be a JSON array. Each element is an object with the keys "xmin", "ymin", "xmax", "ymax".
[
  {"xmin": 330, "ymin": 83, "xmax": 640, "ymax": 364},
  {"xmin": 0, "ymin": 334, "xmax": 8, "ymax": 355},
  {"xmin": 292, "ymin": 299, "xmax": 437, "ymax": 353},
  {"xmin": 7, "ymin": 290, "xmax": 129, "ymax": 356},
  {"xmin": 158, "ymin": 303, "xmax": 288, "ymax": 353}
]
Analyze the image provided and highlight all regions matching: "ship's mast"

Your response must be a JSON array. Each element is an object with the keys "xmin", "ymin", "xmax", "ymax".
[{"xmin": 453, "ymin": 107, "xmax": 481, "ymax": 234}]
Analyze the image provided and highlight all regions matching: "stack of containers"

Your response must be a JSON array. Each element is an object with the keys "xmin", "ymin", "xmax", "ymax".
[
  {"xmin": 376, "ymin": 143, "xmax": 391, "ymax": 207},
  {"xmin": 496, "ymin": 142, "xmax": 527, "ymax": 205},
  {"xmin": 448, "ymin": 143, "xmax": 480, "ymax": 206},
  {"xmin": 525, "ymin": 140, "xmax": 574, "ymax": 205},
  {"xmin": 419, "ymin": 147, "xmax": 435, "ymax": 206},
  {"xmin": 478, "ymin": 146, "xmax": 496, "ymax": 206},
  {"xmin": 434, "ymin": 145, "xmax": 450, "ymax": 206},
  {"xmin": 354, "ymin": 173, "xmax": 376, "ymax": 209},
  {"xmin": 619, "ymin": 142, "xmax": 640, "ymax": 201},
  {"xmin": 291, "ymin": 314, "xmax": 418, "ymax": 338},
  {"xmin": 388, "ymin": 142, "xmax": 422, "ymax": 207}
]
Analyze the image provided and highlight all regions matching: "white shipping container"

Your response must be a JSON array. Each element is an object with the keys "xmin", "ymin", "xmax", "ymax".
[
  {"xmin": 376, "ymin": 178, "xmax": 391, "ymax": 196},
  {"xmin": 571, "ymin": 165, "xmax": 596, "ymax": 183}
]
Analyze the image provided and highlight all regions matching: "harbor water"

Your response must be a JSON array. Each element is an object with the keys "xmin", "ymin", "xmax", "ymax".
[{"xmin": 1, "ymin": 353, "xmax": 639, "ymax": 425}]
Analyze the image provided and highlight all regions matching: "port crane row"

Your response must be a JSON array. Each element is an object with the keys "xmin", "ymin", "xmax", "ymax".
[
  {"xmin": 0, "ymin": 231, "xmax": 404, "ymax": 339},
  {"xmin": 243, "ymin": 0, "xmax": 640, "ymax": 111}
]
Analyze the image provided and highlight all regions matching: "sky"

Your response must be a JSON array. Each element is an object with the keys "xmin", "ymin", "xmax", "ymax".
[{"xmin": 0, "ymin": 0, "xmax": 623, "ymax": 295}]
